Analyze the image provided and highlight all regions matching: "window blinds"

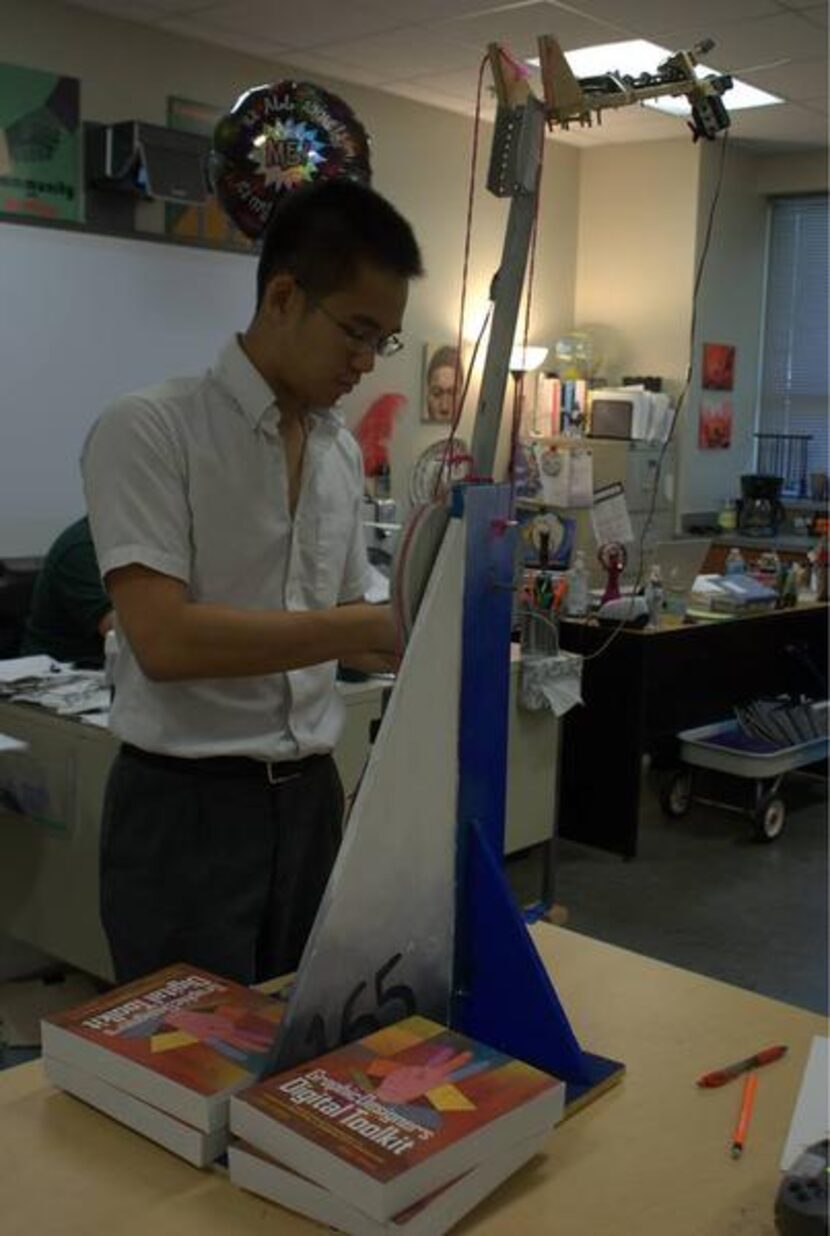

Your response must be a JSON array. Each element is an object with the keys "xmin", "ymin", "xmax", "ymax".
[{"xmin": 758, "ymin": 195, "xmax": 829, "ymax": 482}]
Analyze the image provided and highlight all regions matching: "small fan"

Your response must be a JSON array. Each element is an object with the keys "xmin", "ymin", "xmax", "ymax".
[
  {"xmin": 597, "ymin": 541, "xmax": 627, "ymax": 605},
  {"xmin": 408, "ymin": 438, "xmax": 472, "ymax": 506}
]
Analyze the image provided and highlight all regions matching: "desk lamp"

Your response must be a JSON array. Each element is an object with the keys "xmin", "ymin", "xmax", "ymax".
[{"xmin": 509, "ymin": 345, "xmax": 548, "ymax": 436}]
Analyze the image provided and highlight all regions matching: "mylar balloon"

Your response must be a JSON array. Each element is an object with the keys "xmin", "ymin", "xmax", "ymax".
[{"xmin": 209, "ymin": 80, "xmax": 372, "ymax": 240}]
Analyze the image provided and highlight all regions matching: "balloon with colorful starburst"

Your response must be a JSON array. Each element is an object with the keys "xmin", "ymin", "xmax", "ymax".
[{"xmin": 208, "ymin": 80, "xmax": 372, "ymax": 240}]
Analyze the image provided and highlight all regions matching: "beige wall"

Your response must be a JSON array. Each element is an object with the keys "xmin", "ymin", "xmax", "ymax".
[
  {"xmin": 756, "ymin": 151, "xmax": 828, "ymax": 196},
  {"xmin": 570, "ymin": 137, "xmax": 824, "ymax": 522},
  {"xmin": 0, "ymin": 0, "xmax": 580, "ymax": 519},
  {"xmin": 573, "ymin": 140, "xmax": 701, "ymax": 392},
  {"xmin": 680, "ymin": 141, "xmax": 770, "ymax": 517}
]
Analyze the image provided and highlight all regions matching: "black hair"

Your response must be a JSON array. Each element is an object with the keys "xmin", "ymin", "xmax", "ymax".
[{"xmin": 255, "ymin": 178, "xmax": 424, "ymax": 309}]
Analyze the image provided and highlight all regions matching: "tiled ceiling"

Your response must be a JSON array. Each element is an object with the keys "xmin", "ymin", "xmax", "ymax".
[{"xmin": 65, "ymin": 0, "xmax": 828, "ymax": 152}]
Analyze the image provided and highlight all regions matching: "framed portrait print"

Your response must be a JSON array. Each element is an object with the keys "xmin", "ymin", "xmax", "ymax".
[
  {"xmin": 698, "ymin": 395, "xmax": 733, "ymax": 449},
  {"xmin": 702, "ymin": 342, "xmax": 736, "ymax": 391},
  {"xmin": 422, "ymin": 342, "xmax": 466, "ymax": 424}
]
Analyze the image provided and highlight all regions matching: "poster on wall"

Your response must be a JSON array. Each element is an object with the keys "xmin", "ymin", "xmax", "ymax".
[
  {"xmin": 698, "ymin": 395, "xmax": 733, "ymax": 449},
  {"xmin": 0, "ymin": 63, "xmax": 81, "ymax": 223},
  {"xmin": 702, "ymin": 342, "xmax": 736, "ymax": 390},
  {"xmin": 166, "ymin": 96, "xmax": 253, "ymax": 250},
  {"xmin": 422, "ymin": 342, "xmax": 469, "ymax": 424}
]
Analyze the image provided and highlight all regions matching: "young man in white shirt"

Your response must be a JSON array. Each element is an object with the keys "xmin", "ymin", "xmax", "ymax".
[{"xmin": 82, "ymin": 178, "xmax": 423, "ymax": 984}]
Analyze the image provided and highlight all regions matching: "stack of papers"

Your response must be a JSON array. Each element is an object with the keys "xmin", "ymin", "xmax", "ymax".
[
  {"xmin": 689, "ymin": 574, "xmax": 778, "ymax": 614},
  {"xmin": 0, "ymin": 656, "xmax": 109, "ymax": 716},
  {"xmin": 0, "ymin": 655, "xmax": 62, "ymax": 689}
]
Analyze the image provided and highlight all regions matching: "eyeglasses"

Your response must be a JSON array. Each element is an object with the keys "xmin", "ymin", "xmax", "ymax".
[{"xmin": 311, "ymin": 297, "xmax": 404, "ymax": 359}]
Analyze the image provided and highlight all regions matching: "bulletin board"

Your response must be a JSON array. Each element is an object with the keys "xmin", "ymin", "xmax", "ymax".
[{"xmin": 0, "ymin": 221, "xmax": 257, "ymax": 555}]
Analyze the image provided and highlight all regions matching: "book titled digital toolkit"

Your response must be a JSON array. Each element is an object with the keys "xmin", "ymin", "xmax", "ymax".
[{"xmin": 42, "ymin": 967, "xmax": 565, "ymax": 1234}]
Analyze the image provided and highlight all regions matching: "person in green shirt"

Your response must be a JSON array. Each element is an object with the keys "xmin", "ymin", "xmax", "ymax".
[{"xmin": 21, "ymin": 516, "xmax": 113, "ymax": 666}]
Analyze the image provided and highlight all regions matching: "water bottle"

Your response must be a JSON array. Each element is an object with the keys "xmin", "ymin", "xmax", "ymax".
[
  {"xmin": 565, "ymin": 551, "xmax": 589, "ymax": 617},
  {"xmin": 725, "ymin": 547, "xmax": 746, "ymax": 575},
  {"xmin": 645, "ymin": 564, "xmax": 664, "ymax": 629}
]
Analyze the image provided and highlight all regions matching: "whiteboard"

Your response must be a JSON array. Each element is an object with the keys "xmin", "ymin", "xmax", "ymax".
[{"xmin": 0, "ymin": 222, "xmax": 257, "ymax": 555}]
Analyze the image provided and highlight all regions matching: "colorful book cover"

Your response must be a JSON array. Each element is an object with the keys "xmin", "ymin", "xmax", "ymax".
[
  {"xmin": 42, "ymin": 963, "xmax": 287, "ymax": 1124},
  {"xmin": 229, "ymin": 1128, "xmax": 547, "ymax": 1236},
  {"xmin": 233, "ymin": 1015, "xmax": 562, "ymax": 1189}
]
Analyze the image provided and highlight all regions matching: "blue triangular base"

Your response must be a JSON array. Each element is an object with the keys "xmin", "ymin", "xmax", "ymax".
[{"xmin": 452, "ymin": 820, "xmax": 616, "ymax": 1093}]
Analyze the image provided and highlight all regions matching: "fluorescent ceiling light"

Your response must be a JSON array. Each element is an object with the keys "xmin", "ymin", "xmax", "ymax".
[{"xmin": 528, "ymin": 39, "xmax": 782, "ymax": 114}]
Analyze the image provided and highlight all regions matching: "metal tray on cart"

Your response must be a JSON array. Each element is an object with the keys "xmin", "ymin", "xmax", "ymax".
[
  {"xmin": 661, "ymin": 712, "xmax": 828, "ymax": 842},
  {"xmin": 679, "ymin": 721, "xmax": 828, "ymax": 779}
]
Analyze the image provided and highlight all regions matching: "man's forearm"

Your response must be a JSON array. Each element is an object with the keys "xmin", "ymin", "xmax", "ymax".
[{"xmin": 127, "ymin": 602, "xmax": 391, "ymax": 682}]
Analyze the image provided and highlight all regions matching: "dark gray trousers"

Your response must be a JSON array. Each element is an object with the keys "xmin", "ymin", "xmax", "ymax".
[{"xmin": 100, "ymin": 746, "xmax": 343, "ymax": 985}]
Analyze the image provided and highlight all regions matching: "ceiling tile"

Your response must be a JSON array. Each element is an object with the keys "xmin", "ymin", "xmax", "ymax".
[
  {"xmin": 189, "ymin": 0, "xmax": 411, "ymax": 48},
  {"xmin": 161, "ymin": 15, "xmax": 289, "ymax": 58},
  {"xmin": 139, "ymin": 0, "xmax": 219, "ymax": 11},
  {"xmin": 71, "ymin": 0, "xmax": 218, "ymax": 13},
  {"xmin": 428, "ymin": 0, "xmax": 634, "ymax": 60},
  {"xmin": 658, "ymin": 13, "xmax": 827, "ymax": 75},
  {"xmin": 308, "ymin": 27, "xmax": 481, "ymax": 77},
  {"xmin": 277, "ymin": 49, "xmax": 397, "ymax": 88},
  {"xmin": 67, "ymin": 0, "xmax": 177, "ymax": 19},
  {"xmin": 560, "ymin": 0, "xmax": 780, "ymax": 37},
  {"xmin": 358, "ymin": 0, "xmax": 508, "ymax": 20},
  {"xmin": 742, "ymin": 57, "xmax": 829, "ymax": 101}
]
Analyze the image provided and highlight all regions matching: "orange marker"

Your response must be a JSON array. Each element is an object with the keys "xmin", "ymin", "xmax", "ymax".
[
  {"xmin": 731, "ymin": 1072, "xmax": 758, "ymax": 1159},
  {"xmin": 697, "ymin": 1043, "xmax": 787, "ymax": 1088}
]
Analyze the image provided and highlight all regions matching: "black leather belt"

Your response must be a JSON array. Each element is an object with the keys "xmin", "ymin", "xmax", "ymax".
[{"xmin": 120, "ymin": 742, "xmax": 325, "ymax": 784}]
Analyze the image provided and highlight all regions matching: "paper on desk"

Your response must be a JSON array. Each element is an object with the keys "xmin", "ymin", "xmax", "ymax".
[
  {"xmin": 11, "ymin": 672, "xmax": 109, "ymax": 716},
  {"xmin": 0, "ymin": 655, "xmax": 62, "ymax": 684},
  {"xmin": 590, "ymin": 482, "xmax": 634, "ymax": 545},
  {"xmin": 79, "ymin": 711, "xmax": 111, "ymax": 729},
  {"xmin": 780, "ymin": 1036, "xmax": 829, "ymax": 1171},
  {"xmin": 0, "ymin": 733, "xmax": 27, "ymax": 753}
]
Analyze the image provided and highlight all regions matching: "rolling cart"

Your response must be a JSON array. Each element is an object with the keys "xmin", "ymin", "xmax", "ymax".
[{"xmin": 660, "ymin": 712, "xmax": 829, "ymax": 842}]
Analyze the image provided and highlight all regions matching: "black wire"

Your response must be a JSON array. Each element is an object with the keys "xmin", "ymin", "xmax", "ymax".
[{"xmin": 579, "ymin": 129, "xmax": 730, "ymax": 663}]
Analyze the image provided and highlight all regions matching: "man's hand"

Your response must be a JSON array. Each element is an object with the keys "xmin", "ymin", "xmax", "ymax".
[
  {"xmin": 340, "ymin": 601, "xmax": 400, "ymax": 666},
  {"xmin": 339, "ymin": 651, "xmax": 400, "ymax": 675}
]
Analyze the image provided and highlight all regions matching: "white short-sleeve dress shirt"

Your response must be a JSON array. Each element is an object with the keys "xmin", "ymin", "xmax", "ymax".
[{"xmin": 81, "ymin": 337, "xmax": 371, "ymax": 760}]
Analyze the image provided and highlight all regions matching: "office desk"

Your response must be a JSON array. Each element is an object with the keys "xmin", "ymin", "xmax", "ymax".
[
  {"xmin": 0, "ymin": 657, "xmax": 560, "ymax": 979},
  {"xmin": 2, "ymin": 924, "xmax": 824, "ymax": 1236},
  {"xmin": 558, "ymin": 603, "xmax": 828, "ymax": 857}
]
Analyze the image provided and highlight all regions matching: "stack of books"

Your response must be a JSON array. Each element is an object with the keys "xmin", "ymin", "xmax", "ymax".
[
  {"xmin": 41, "ymin": 963, "xmax": 287, "ymax": 1167},
  {"xmin": 688, "ymin": 573, "xmax": 778, "ymax": 616},
  {"xmin": 228, "ymin": 1014, "xmax": 565, "ymax": 1235}
]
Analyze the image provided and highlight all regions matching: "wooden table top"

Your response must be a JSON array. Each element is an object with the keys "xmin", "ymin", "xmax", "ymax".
[{"xmin": 1, "ymin": 924, "xmax": 824, "ymax": 1236}]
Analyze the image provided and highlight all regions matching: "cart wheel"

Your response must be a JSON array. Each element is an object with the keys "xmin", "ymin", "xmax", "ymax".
[
  {"xmin": 660, "ymin": 770, "xmax": 694, "ymax": 818},
  {"xmin": 754, "ymin": 793, "xmax": 786, "ymax": 842}
]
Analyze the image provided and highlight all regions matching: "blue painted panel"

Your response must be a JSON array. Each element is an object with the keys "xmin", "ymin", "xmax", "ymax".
[
  {"xmin": 452, "ymin": 483, "xmax": 623, "ymax": 1097},
  {"xmin": 456, "ymin": 482, "xmax": 516, "ymax": 856}
]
